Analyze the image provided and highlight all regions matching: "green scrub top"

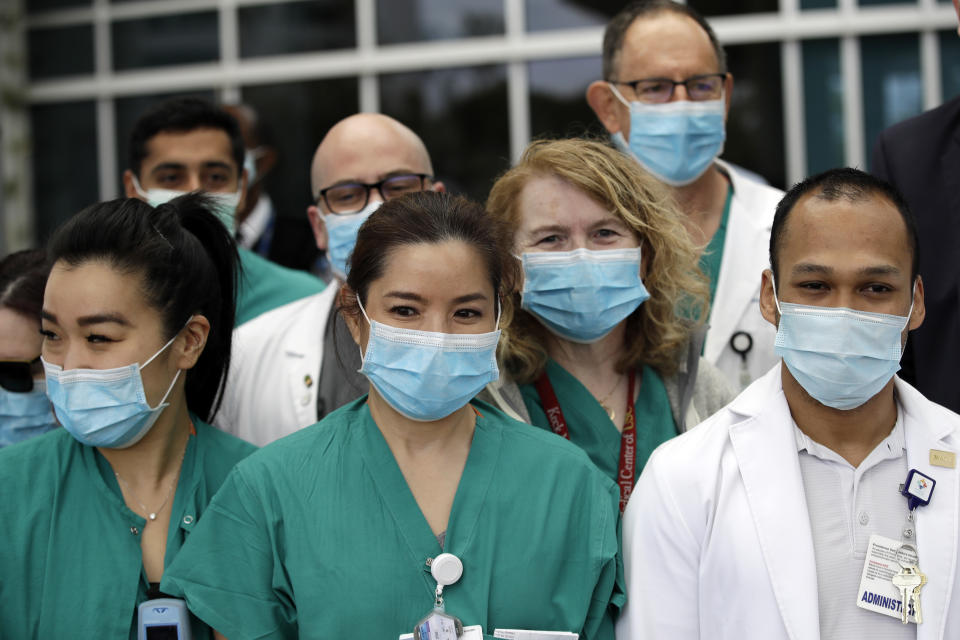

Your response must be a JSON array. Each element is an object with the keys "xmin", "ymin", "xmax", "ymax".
[
  {"xmin": 0, "ymin": 419, "xmax": 256, "ymax": 639},
  {"xmin": 698, "ymin": 183, "xmax": 734, "ymax": 307},
  {"xmin": 519, "ymin": 360, "xmax": 677, "ymax": 483},
  {"xmin": 236, "ymin": 247, "xmax": 325, "ymax": 326},
  {"xmin": 161, "ymin": 398, "xmax": 625, "ymax": 640}
]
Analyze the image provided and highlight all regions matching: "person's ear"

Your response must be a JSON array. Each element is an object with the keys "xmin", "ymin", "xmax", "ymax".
[
  {"xmin": 722, "ymin": 73, "xmax": 735, "ymax": 121},
  {"xmin": 759, "ymin": 269, "xmax": 779, "ymax": 328},
  {"xmin": 907, "ymin": 276, "xmax": 925, "ymax": 332},
  {"xmin": 430, "ymin": 180, "xmax": 446, "ymax": 193},
  {"xmin": 123, "ymin": 170, "xmax": 142, "ymax": 199},
  {"xmin": 174, "ymin": 315, "xmax": 211, "ymax": 371},
  {"xmin": 586, "ymin": 81, "xmax": 624, "ymax": 134},
  {"xmin": 338, "ymin": 287, "xmax": 366, "ymax": 349},
  {"xmin": 307, "ymin": 206, "xmax": 329, "ymax": 250}
]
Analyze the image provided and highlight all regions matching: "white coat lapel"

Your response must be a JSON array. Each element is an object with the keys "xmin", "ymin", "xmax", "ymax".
[
  {"xmin": 898, "ymin": 379, "xmax": 959, "ymax": 640},
  {"xmin": 729, "ymin": 370, "xmax": 821, "ymax": 639},
  {"xmin": 282, "ymin": 284, "xmax": 337, "ymax": 428},
  {"xmin": 704, "ymin": 162, "xmax": 771, "ymax": 364}
]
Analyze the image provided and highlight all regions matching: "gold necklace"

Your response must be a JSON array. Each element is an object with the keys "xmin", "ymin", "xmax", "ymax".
[
  {"xmin": 596, "ymin": 374, "xmax": 624, "ymax": 423},
  {"xmin": 114, "ymin": 444, "xmax": 187, "ymax": 523}
]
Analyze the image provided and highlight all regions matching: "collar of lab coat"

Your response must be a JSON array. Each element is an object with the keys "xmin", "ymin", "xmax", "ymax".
[
  {"xmin": 727, "ymin": 365, "xmax": 959, "ymax": 639},
  {"xmin": 703, "ymin": 159, "xmax": 776, "ymax": 364}
]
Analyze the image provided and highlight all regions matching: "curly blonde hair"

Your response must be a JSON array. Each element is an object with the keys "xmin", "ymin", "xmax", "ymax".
[{"xmin": 486, "ymin": 138, "xmax": 709, "ymax": 384}]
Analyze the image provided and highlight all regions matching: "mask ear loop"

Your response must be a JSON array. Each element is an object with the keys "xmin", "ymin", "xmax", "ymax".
[
  {"xmin": 608, "ymin": 82, "xmax": 631, "ymax": 109},
  {"xmin": 140, "ymin": 315, "xmax": 194, "ymax": 409},
  {"xmin": 354, "ymin": 292, "xmax": 372, "ymax": 364},
  {"xmin": 130, "ymin": 174, "xmax": 149, "ymax": 200},
  {"xmin": 770, "ymin": 275, "xmax": 783, "ymax": 315}
]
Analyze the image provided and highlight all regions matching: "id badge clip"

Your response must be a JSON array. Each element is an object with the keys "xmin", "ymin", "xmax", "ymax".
[
  {"xmin": 901, "ymin": 468, "xmax": 936, "ymax": 511},
  {"xmin": 414, "ymin": 553, "xmax": 465, "ymax": 640}
]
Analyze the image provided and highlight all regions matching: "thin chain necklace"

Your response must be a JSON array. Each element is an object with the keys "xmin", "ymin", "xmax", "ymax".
[
  {"xmin": 596, "ymin": 373, "xmax": 625, "ymax": 422},
  {"xmin": 114, "ymin": 442, "xmax": 187, "ymax": 523}
]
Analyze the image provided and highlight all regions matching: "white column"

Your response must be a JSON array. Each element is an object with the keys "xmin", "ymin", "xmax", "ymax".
[{"xmin": 0, "ymin": 0, "xmax": 33, "ymax": 251}]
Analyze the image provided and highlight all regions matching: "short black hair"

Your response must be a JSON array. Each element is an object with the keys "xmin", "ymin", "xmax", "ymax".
[
  {"xmin": 602, "ymin": 0, "xmax": 727, "ymax": 81},
  {"xmin": 128, "ymin": 97, "xmax": 245, "ymax": 178},
  {"xmin": 769, "ymin": 167, "xmax": 919, "ymax": 289}
]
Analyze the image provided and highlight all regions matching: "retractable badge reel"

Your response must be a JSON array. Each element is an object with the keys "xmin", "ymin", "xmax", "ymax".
[
  {"xmin": 729, "ymin": 331, "xmax": 753, "ymax": 389},
  {"xmin": 891, "ymin": 469, "xmax": 936, "ymax": 624},
  {"xmin": 414, "ymin": 553, "xmax": 464, "ymax": 640}
]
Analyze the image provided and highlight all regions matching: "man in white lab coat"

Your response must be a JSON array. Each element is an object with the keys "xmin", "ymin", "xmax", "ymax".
[
  {"xmin": 215, "ymin": 113, "xmax": 444, "ymax": 445},
  {"xmin": 587, "ymin": 0, "xmax": 783, "ymax": 389},
  {"xmin": 618, "ymin": 168, "xmax": 960, "ymax": 639}
]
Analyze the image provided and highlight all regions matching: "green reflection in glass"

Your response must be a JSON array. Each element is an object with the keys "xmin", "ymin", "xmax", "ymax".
[
  {"xmin": 802, "ymin": 38, "xmax": 844, "ymax": 176},
  {"xmin": 861, "ymin": 33, "xmax": 922, "ymax": 171}
]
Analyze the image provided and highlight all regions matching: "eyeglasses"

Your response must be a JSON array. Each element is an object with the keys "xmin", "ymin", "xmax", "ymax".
[
  {"xmin": 0, "ymin": 358, "xmax": 41, "ymax": 393},
  {"xmin": 317, "ymin": 173, "xmax": 433, "ymax": 215},
  {"xmin": 610, "ymin": 73, "xmax": 727, "ymax": 104}
]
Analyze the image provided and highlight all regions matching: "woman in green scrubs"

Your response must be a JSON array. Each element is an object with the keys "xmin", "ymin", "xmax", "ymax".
[
  {"xmin": 0, "ymin": 248, "xmax": 58, "ymax": 447},
  {"xmin": 482, "ymin": 139, "xmax": 734, "ymax": 509},
  {"xmin": 161, "ymin": 191, "xmax": 623, "ymax": 639},
  {"xmin": 0, "ymin": 194, "xmax": 255, "ymax": 639}
]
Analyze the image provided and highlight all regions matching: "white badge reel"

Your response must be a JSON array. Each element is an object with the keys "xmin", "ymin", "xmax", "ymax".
[{"xmin": 414, "ymin": 553, "xmax": 464, "ymax": 640}]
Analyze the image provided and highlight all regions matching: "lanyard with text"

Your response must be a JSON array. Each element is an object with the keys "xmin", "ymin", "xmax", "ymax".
[{"xmin": 534, "ymin": 367, "xmax": 637, "ymax": 512}]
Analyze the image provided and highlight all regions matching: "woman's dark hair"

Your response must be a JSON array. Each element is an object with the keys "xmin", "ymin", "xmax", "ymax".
[
  {"xmin": 0, "ymin": 248, "xmax": 50, "ymax": 321},
  {"xmin": 341, "ymin": 191, "xmax": 519, "ymax": 316},
  {"xmin": 46, "ymin": 194, "xmax": 238, "ymax": 421}
]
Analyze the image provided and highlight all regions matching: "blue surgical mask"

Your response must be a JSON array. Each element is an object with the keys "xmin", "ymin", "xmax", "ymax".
[
  {"xmin": 609, "ymin": 85, "xmax": 725, "ymax": 187},
  {"xmin": 773, "ymin": 286, "xmax": 914, "ymax": 410},
  {"xmin": 130, "ymin": 174, "xmax": 240, "ymax": 235},
  {"xmin": 324, "ymin": 200, "xmax": 382, "ymax": 279},
  {"xmin": 520, "ymin": 247, "xmax": 650, "ymax": 344},
  {"xmin": 356, "ymin": 297, "xmax": 501, "ymax": 422},
  {"xmin": 42, "ymin": 328, "xmax": 185, "ymax": 449},
  {"xmin": 0, "ymin": 381, "xmax": 59, "ymax": 448}
]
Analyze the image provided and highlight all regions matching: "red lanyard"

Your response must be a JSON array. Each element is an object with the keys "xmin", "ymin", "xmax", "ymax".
[{"xmin": 533, "ymin": 368, "xmax": 637, "ymax": 512}]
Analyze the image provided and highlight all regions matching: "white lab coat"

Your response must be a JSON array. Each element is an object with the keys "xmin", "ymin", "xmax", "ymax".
[
  {"xmin": 214, "ymin": 284, "xmax": 338, "ymax": 446},
  {"xmin": 617, "ymin": 365, "xmax": 960, "ymax": 640},
  {"xmin": 705, "ymin": 161, "xmax": 783, "ymax": 388}
]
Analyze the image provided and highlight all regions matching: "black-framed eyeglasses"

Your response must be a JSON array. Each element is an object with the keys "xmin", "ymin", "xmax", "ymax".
[
  {"xmin": 610, "ymin": 73, "xmax": 727, "ymax": 104},
  {"xmin": 0, "ymin": 358, "xmax": 41, "ymax": 393},
  {"xmin": 317, "ymin": 173, "xmax": 433, "ymax": 215}
]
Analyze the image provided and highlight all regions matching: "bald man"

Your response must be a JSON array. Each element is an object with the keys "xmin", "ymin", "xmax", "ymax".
[{"xmin": 214, "ymin": 113, "xmax": 443, "ymax": 446}]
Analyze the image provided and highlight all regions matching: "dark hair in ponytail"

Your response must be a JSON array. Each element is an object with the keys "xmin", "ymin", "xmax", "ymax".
[
  {"xmin": 0, "ymin": 248, "xmax": 50, "ymax": 321},
  {"xmin": 46, "ymin": 194, "xmax": 238, "ymax": 421}
]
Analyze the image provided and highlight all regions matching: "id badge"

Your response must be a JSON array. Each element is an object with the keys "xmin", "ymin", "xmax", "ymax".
[
  {"xmin": 856, "ymin": 534, "xmax": 917, "ymax": 623},
  {"xmin": 414, "ymin": 609, "xmax": 463, "ymax": 640}
]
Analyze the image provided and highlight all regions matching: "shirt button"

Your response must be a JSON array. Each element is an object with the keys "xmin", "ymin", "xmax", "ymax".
[
  {"xmin": 183, "ymin": 515, "xmax": 194, "ymax": 525},
  {"xmin": 130, "ymin": 526, "xmax": 140, "ymax": 536},
  {"xmin": 300, "ymin": 394, "xmax": 311, "ymax": 406},
  {"xmin": 858, "ymin": 511, "xmax": 870, "ymax": 526}
]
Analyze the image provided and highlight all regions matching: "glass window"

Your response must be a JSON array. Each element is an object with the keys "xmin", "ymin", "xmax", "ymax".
[
  {"xmin": 724, "ymin": 42, "xmax": 786, "ymax": 189},
  {"xmin": 376, "ymin": 0, "xmax": 504, "ymax": 45},
  {"xmin": 239, "ymin": 1, "xmax": 356, "ymax": 58},
  {"xmin": 113, "ymin": 90, "xmax": 217, "ymax": 190},
  {"xmin": 112, "ymin": 12, "xmax": 219, "ymax": 71},
  {"xmin": 379, "ymin": 65, "xmax": 509, "ymax": 203},
  {"xmin": 688, "ymin": 0, "xmax": 778, "ymax": 16},
  {"xmin": 802, "ymin": 38, "xmax": 844, "ymax": 175},
  {"xmin": 30, "ymin": 101, "xmax": 98, "ymax": 241},
  {"xmin": 800, "ymin": 0, "xmax": 837, "ymax": 8},
  {"xmin": 861, "ymin": 33, "xmax": 922, "ymax": 169},
  {"xmin": 27, "ymin": 25, "xmax": 94, "ymax": 80},
  {"xmin": 525, "ymin": 0, "xmax": 615, "ymax": 32},
  {"xmin": 27, "ymin": 0, "xmax": 90, "ymax": 12},
  {"xmin": 858, "ymin": 0, "xmax": 917, "ymax": 5},
  {"xmin": 529, "ymin": 56, "xmax": 606, "ymax": 140},
  {"xmin": 241, "ymin": 77, "xmax": 360, "ymax": 232},
  {"xmin": 941, "ymin": 29, "xmax": 960, "ymax": 100}
]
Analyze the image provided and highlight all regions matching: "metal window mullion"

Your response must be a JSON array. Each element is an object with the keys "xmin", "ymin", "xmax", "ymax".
[
  {"xmin": 94, "ymin": 0, "xmax": 117, "ymax": 200},
  {"xmin": 219, "ymin": 0, "xmax": 241, "ymax": 104},
  {"xmin": 357, "ymin": 0, "xmax": 379, "ymax": 113},
  {"xmin": 505, "ymin": 0, "xmax": 530, "ymax": 164},
  {"xmin": 779, "ymin": 0, "xmax": 805, "ymax": 185},
  {"xmin": 840, "ymin": 34, "xmax": 864, "ymax": 168}
]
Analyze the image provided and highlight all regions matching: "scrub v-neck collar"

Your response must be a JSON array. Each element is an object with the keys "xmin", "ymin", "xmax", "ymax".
[{"xmin": 357, "ymin": 402, "xmax": 500, "ymax": 594}]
